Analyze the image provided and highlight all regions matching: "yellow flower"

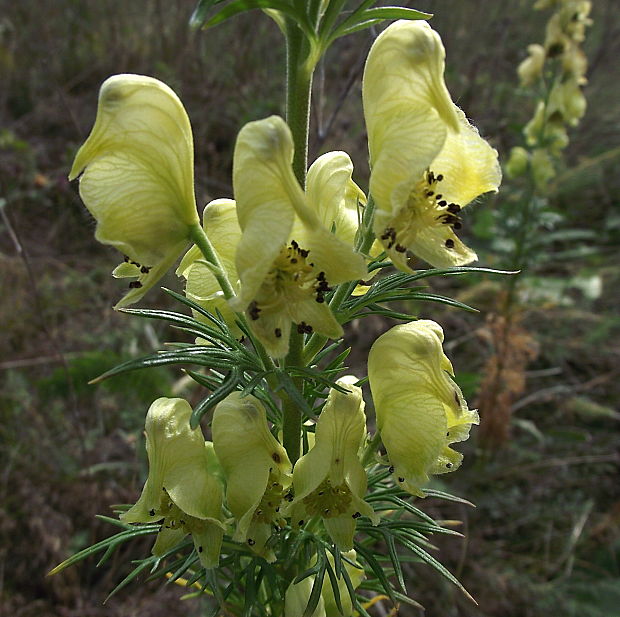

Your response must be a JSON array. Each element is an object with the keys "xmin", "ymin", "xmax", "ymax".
[
  {"xmin": 284, "ymin": 378, "xmax": 378, "ymax": 551},
  {"xmin": 120, "ymin": 398, "xmax": 224, "ymax": 568},
  {"xmin": 212, "ymin": 392, "xmax": 292, "ymax": 561},
  {"xmin": 362, "ymin": 21, "xmax": 501, "ymax": 270},
  {"xmin": 505, "ymin": 146, "xmax": 530, "ymax": 179},
  {"xmin": 69, "ymin": 74, "xmax": 199, "ymax": 308},
  {"xmin": 177, "ymin": 198, "xmax": 243, "ymax": 337},
  {"xmin": 367, "ymin": 320, "xmax": 478, "ymax": 497},
  {"xmin": 230, "ymin": 116, "xmax": 367, "ymax": 358},
  {"xmin": 518, "ymin": 44, "xmax": 546, "ymax": 87}
]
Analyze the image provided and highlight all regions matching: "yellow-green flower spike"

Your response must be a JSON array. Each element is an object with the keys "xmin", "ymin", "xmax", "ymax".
[
  {"xmin": 368, "ymin": 321, "xmax": 479, "ymax": 497},
  {"xmin": 120, "ymin": 398, "xmax": 224, "ymax": 568},
  {"xmin": 283, "ymin": 379, "xmax": 378, "ymax": 551},
  {"xmin": 362, "ymin": 21, "xmax": 501, "ymax": 270},
  {"xmin": 69, "ymin": 74, "xmax": 200, "ymax": 308},
  {"xmin": 231, "ymin": 116, "xmax": 367, "ymax": 357},
  {"xmin": 212, "ymin": 392, "xmax": 292, "ymax": 562},
  {"xmin": 177, "ymin": 199, "xmax": 242, "ymax": 338}
]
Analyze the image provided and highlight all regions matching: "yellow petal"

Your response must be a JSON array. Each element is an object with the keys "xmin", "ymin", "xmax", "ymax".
[
  {"xmin": 212, "ymin": 393, "xmax": 291, "ymax": 543},
  {"xmin": 430, "ymin": 107, "xmax": 502, "ymax": 209},
  {"xmin": 363, "ymin": 20, "xmax": 459, "ymax": 136},
  {"xmin": 121, "ymin": 398, "xmax": 222, "ymax": 522},
  {"xmin": 232, "ymin": 116, "xmax": 300, "ymax": 309},
  {"xmin": 368, "ymin": 320, "xmax": 477, "ymax": 496},
  {"xmin": 70, "ymin": 74, "xmax": 198, "ymax": 262}
]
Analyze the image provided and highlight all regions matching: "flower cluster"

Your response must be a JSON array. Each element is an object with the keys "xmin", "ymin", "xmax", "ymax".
[
  {"xmin": 69, "ymin": 18, "xmax": 499, "ymax": 617},
  {"xmin": 507, "ymin": 0, "xmax": 591, "ymax": 188}
]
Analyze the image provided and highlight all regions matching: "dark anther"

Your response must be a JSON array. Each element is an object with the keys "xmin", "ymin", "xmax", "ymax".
[
  {"xmin": 273, "ymin": 482, "xmax": 279, "ymax": 487},
  {"xmin": 180, "ymin": 519, "xmax": 186, "ymax": 525},
  {"xmin": 380, "ymin": 227, "xmax": 397, "ymax": 249},
  {"xmin": 275, "ymin": 507, "xmax": 280, "ymax": 512},
  {"xmin": 291, "ymin": 258, "xmax": 297, "ymax": 264},
  {"xmin": 324, "ymin": 509, "xmax": 330, "ymax": 515},
  {"xmin": 428, "ymin": 170, "xmax": 435, "ymax": 183},
  {"xmin": 297, "ymin": 322, "xmax": 313, "ymax": 334},
  {"xmin": 123, "ymin": 255, "xmax": 130, "ymax": 262},
  {"xmin": 395, "ymin": 244, "xmax": 407, "ymax": 253},
  {"xmin": 398, "ymin": 477, "xmax": 405, "ymax": 483},
  {"xmin": 438, "ymin": 200, "xmax": 447, "ymax": 207},
  {"xmin": 130, "ymin": 261, "xmax": 140, "ymax": 266},
  {"xmin": 291, "ymin": 240, "xmax": 299, "ymax": 249},
  {"xmin": 318, "ymin": 491, "xmax": 324, "ymax": 496},
  {"xmin": 436, "ymin": 174, "xmax": 444, "ymax": 181},
  {"xmin": 198, "ymin": 546, "xmax": 203, "ymax": 552},
  {"xmin": 316, "ymin": 295, "xmax": 325, "ymax": 303},
  {"xmin": 140, "ymin": 265, "xmax": 151, "ymax": 274},
  {"xmin": 248, "ymin": 301, "xmax": 261, "ymax": 320},
  {"xmin": 446, "ymin": 432, "xmax": 450, "ymax": 437},
  {"xmin": 272, "ymin": 452, "xmax": 281, "ymax": 463},
  {"xmin": 285, "ymin": 493, "xmax": 294, "ymax": 502},
  {"xmin": 445, "ymin": 239, "xmax": 455, "ymax": 249},
  {"xmin": 426, "ymin": 191, "xmax": 434, "ymax": 197},
  {"xmin": 447, "ymin": 203, "xmax": 461, "ymax": 214},
  {"xmin": 388, "ymin": 465, "xmax": 395, "ymax": 473},
  {"xmin": 274, "ymin": 328, "xmax": 282, "ymax": 338},
  {"xmin": 299, "ymin": 248, "xmax": 309, "ymax": 258},
  {"xmin": 352, "ymin": 512, "xmax": 361, "ymax": 519},
  {"xmin": 129, "ymin": 281, "xmax": 143, "ymax": 289},
  {"xmin": 248, "ymin": 538, "xmax": 256, "ymax": 546},
  {"xmin": 149, "ymin": 509, "xmax": 155, "ymax": 516},
  {"xmin": 298, "ymin": 520, "xmax": 305, "ymax": 526},
  {"xmin": 446, "ymin": 463, "xmax": 453, "ymax": 469},
  {"xmin": 453, "ymin": 221, "xmax": 462, "ymax": 230},
  {"xmin": 435, "ymin": 194, "xmax": 443, "ymax": 200}
]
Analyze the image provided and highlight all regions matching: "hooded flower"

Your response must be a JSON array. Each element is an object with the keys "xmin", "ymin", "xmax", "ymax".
[
  {"xmin": 362, "ymin": 21, "xmax": 501, "ymax": 270},
  {"xmin": 283, "ymin": 378, "xmax": 378, "ymax": 551},
  {"xmin": 177, "ymin": 198, "xmax": 243, "ymax": 337},
  {"xmin": 69, "ymin": 74, "xmax": 199, "ymax": 308},
  {"xmin": 212, "ymin": 392, "xmax": 292, "ymax": 561},
  {"xmin": 368, "ymin": 320, "xmax": 479, "ymax": 497},
  {"xmin": 120, "ymin": 398, "xmax": 225, "ymax": 568},
  {"xmin": 230, "ymin": 116, "xmax": 367, "ymax": 357}
]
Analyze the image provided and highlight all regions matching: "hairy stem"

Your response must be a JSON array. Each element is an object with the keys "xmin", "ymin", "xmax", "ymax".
[{"xmin": 282, "ymin": 18, "xmax": 314, "ymax": 464}]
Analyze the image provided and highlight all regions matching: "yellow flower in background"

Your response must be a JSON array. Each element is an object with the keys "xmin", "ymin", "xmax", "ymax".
[
  {"xmin": 368, "ymin": 320, "xmax": 478, "ymax": 497},
  {"xmin": 69, "ymin": 74, "xmax": 199, "ymax": 308},
  {"xmin": 518, "ymin": 44, "xmax": 546, "ymax": 86},
  {"xmin": 120, "ymin": 398, "xmax": 224, "ymax": 568},
  {"xmin": 212, "ymin": 392, "xmax": 292, "ymax": 562},
  {"xmin": 231, "ymin": 116, "xmax": 367, "ymax": 358},
  {"xmin": 284, "ymin": 378, "xmax": 378, "ymax": 551},
  {"xmin": 177, "ymin": 198, "xmax": 243, "ymax": 337},
  {"xmin": 362, "ymin": 20, "xmax": 501, "ymax": 270}
]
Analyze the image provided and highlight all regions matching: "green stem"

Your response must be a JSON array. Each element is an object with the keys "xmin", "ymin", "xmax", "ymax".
[
  {"xmin": 361, "ymin": 431, "xmax": 382, "ymax": 467},
  {"xmin": 281, "ymin": 18, "xmax": 315, "ymax": 464},
  {"xmin": 189, "ymin": 223, "xmax": 235, "ymax": 300},
  {"xmin": 189, "ymin": 224, "xmax": 276, "ymax": 375}
]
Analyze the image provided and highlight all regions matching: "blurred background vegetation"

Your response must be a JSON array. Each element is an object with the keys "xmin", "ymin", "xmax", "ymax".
[{"xmin": 1, "ymin": 0, "xmax": 619, "ymax": 615}]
